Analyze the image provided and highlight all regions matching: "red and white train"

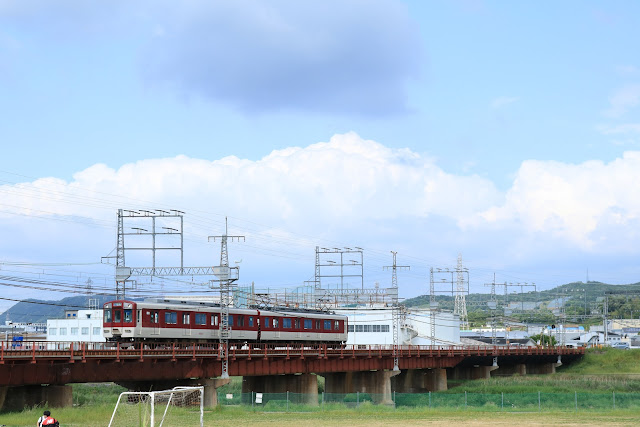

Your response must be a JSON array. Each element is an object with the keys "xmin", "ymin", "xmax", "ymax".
[{"xmin": 103, "ymin": 299, "xmax": 348, "ymax": 344}]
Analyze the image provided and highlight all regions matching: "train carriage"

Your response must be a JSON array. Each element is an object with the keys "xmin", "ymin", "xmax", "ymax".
[{"xmin": 103, "ymin": 299, "xmax": 347, "ymax": 344}]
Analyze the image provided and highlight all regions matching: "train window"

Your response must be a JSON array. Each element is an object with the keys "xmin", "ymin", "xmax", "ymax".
[
  {"xmin": 165, "ymin": 312, "xmax": 177, "ymax": 324},
  {"xmin": 195, "ymin": 313, "xmax": 206, "ymax": 325},
  {"xmin": 114, "ymin": 310, "xmax": 121, "ymax": 323},
  {"xmin": 324, "ymin": 320, "xmax": 331, "ymax": 330},
  {"xmin": 283, "ymin": 318, "xmax": 291, "ymax": 328},
  {"xmin": 248, "ymin": 316, "xmax": 254, "ymax": 327},
  {"xmin": 104, "ymin": 310, "xmax": 112, "ymax": 323},
  {"xmin": 237, "ymin": 316, "xmax": 245, "ymax": 327},
  {"xmin": 212, "ymin": 315, "xmax": 219, "ymax": 326},
  {"xmin": 124, "ymin": 310, "xmax": 132, "ymax": 323},
  {"xmin": 151, "ymin": 311, "xmax": 159, "ymax": 324},
  {"xmin": 183, "ymin": 314, "xmax": 190, "ymax": 325},
  {"xmin": 304, "ymin": 319, "xmax": 312, "ymax": 329},
  {"xmin": 316, "ymin": 320, "xmax": 321, "ymax": 330},
  {"xmin": 228, "ymin": 315, "xmax": 234, "ymax": 326},
  {"xmin": 263, "ymin": 317, "xmax": 269, "ymax": 328},
  {"xmin": 273, "ymin": 318, "xmax": 279, "ymax": 328},
  {"xmin": 294, "ymin": 319, "xmax": 300, "ymax": 329},
  {"xmin": 334, "ymin": 321, "xmax": 340, "ymax": 331},
  {"xmin": 348, "ymin": 325, "xmax": 354, "ymax": 332}
]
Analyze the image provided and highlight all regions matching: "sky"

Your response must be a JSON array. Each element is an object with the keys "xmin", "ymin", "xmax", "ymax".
[{"xmin": 1, "ymin": 0, "xmax": 640, "ymax": 313}]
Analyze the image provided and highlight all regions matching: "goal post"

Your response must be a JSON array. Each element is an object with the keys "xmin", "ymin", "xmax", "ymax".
[{"xmin": 109, "ymin": 386, "xmax": 204, "ymax": 427}]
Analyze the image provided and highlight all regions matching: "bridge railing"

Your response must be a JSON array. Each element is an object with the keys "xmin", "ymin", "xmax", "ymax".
[{"xmin": 0, "ymin": 341, "xmax": 585, "ymax": 363}]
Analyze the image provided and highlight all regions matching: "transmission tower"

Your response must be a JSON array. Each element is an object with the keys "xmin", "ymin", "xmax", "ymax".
[
  {"xmin": 208, "ymin": 217, "xmax": 244, "ymax": 379},
  {"xmin": 453, "ymin": 253, "xmax": 469, "ymax": 329},
  {"xmin": 108, "ymin": 209, "xmax": 185, "ymax": 299},
  {"xmin": 483, "ymin": 274, "xmax": 502, "ymax": 347},
  {"xmin": 383, "ymin": 251, "xmax": 409, "ymax": 371},
  {"xmin": 116, "ymin": 209, "xmax": 126, "ymax": 299}
]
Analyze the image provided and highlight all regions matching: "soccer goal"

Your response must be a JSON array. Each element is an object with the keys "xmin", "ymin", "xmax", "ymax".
[{"xmin": 108, "ymin": 386, "xmax": 204, "ymax": 427}]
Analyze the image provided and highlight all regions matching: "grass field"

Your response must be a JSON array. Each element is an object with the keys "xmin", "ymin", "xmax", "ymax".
[{"xmin": 1, "ymin": 405, "xmax": 640, "ymax": 427}]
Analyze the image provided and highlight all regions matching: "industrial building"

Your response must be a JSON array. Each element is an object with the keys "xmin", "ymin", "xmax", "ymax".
[
  {"xmin": 46, "ymin": 309, "xmax": 105, "ymax": 343},
  {"xmin": 335, "ymin": 307, "xmax": 460, "ymax": 346}
]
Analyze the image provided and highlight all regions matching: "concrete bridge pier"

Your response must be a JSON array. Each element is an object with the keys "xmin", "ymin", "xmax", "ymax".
[
  {"xmin": 117, "ymin": 377, "xmax": 230, "ymax": 408},
  {"xmin": 448, "ymin": 364, "xmax": 498, "ymax": 380},
  {"xmin": 493, "ymin": 363, "xmax": 527, "ymax": 376},
  {"xmin": 242, "ymin": 373, "xmax": 318, "ymax": 405},
  {"xmin": 391, "ymin": 368, "xmax": 448, "ymax": 392},
  {"xmin": 526, "ymin": 362, "xmax": 559, "ymax": 375},
  {"xmin": 0, "ymin": 385, "xmax": 72, "ymax": 412},
  {"xmin": 322, "ymin": 370, "xmax": 400, "ymax": 405}
]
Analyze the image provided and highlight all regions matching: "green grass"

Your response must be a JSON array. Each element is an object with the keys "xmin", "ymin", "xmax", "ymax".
[
  {"xmin": 2, "ymin": 405, "xmax": 640, "ymax": 426},
  {"xmin": 559, "ymin": 347, "xmax": 640, "ymax": 375}
]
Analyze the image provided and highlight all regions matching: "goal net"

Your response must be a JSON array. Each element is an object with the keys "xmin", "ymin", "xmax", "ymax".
[{"xmin": 108, "ymin": 386, "xmax": 204, "ymax": 427}]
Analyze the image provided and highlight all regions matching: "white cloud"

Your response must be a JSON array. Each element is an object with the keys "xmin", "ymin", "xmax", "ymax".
[
  {"xmin": 603, "ymin": 84, "xmax": 640, "ymax": 118},
  {"xmin": 490, "ymin": 96, "xmax": 518, "ymax": 109},
  {"xmin": 0, "ymin": 133, "xmax": 500, "ymax": 229},
  {"xmin": 3, "ymin": 133, "xmax": 640, "ymax": 296},
  {"xmin": 472, "ymin": 152, "xmax": 640, "ymax": 249}
]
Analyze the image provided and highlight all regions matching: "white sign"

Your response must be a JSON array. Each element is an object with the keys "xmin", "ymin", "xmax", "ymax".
[
  {"xmin": 226, "ymin": 394, "xmax": 233, "ymax": 400},
  {"xmin": 255, "ymin": 392, "xmax": 263, "ymax": 404},
  {"xmin": 213, "ymin": 266, "xmax": 230, "ymax": 281}
]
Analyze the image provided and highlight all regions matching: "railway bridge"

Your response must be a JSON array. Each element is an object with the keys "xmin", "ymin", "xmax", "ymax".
[{"xmin": 0, "ymin": 341, "xmax": 584, "ymax": 410}]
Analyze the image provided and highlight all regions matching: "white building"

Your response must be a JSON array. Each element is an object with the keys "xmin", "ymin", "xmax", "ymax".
[
  {"xmin": 335, "ymin": 307, "xmax": 460, "ymax": 346},
  {"xmin": 47, "ymin": 309, "xmax": 105, "ymax": 342}
]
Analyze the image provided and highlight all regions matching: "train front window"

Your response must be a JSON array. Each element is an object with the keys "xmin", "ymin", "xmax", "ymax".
[
  {"xmin": 104, "ymin": 310, "xmax": 112, "ymax": 323},
  {"xmin": 124, "ymin": 309, "xmax": 132, "ymax": 323},
  {"xmin": 114, "ymin": 310, "xmax": 121, "ymax": 323}
]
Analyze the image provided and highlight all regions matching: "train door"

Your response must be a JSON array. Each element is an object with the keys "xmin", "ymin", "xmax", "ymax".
[
  {"xmin": 182, "ymin": 313, "xmax": 191, "ymax": 337},
  {"xmin": 151, "ymin": 311, "xmax": 160, "ymax": 336},
  {"xmin": 273, "ymin": 318, "xmax": 280, "ymax": 339},
  {"xmin": 294, "ymin": 318, "xmax": 301, "ymax": 340}
]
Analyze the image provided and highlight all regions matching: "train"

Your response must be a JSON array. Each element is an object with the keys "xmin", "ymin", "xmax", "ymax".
[{"xmin": 103, "ymin": 299, "xmax": 348, "ymax": 344}]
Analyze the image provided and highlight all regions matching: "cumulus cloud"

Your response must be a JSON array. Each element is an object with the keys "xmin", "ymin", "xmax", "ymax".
[
  {"xmin": 0, "ymin": 133, "xmax": 498, "ymax": 229},
  {"xmin": 5, "ymin": 134, "xmax": 640, "ymax": 258},
  {"xmin": 472, "ymin": 152, "xmax": 640, "ymax": 250},
  {"xmin": 3, "ymin": 133, "xmax": 640, "ymax": 306}
]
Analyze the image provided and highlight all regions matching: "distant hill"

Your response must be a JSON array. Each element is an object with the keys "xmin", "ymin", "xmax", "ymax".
[
  {"xmin": 403, "ymin": 281, "xmax": 640, "ymax": 308},
  {"xmin": 2, "ymin": 295, "xmax": 116, "ymax": 324},
  {"xmin": 403, "ymin": 281, "xmax": 640, "ymax": 326}
]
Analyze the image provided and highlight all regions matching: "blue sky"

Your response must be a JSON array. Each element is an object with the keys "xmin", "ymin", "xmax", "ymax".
[{"xmin": 1, "ymin": 1, "xmax": 640, "ymax": 313}]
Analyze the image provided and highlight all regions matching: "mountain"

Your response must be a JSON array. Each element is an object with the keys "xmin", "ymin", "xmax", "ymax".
[
  {"xmin": 403, "ymin": 281, "xmax": 640, "ymax": 326},
  {"xmin": 2, "ymin": 295, "xmax": 116, "ymax": 324}
]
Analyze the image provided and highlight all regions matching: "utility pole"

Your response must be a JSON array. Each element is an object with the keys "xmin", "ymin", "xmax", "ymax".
[
  {"xmin": 209, "ymin": 217, "xmax": 244, "ymax": 379},
  {"xmin": 383, "ymin": 251, "xmax": 409, "ymax": 372},
  {"xmin": 453, "ymin": 254, "xmax": 469, "ymax": 329}
]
